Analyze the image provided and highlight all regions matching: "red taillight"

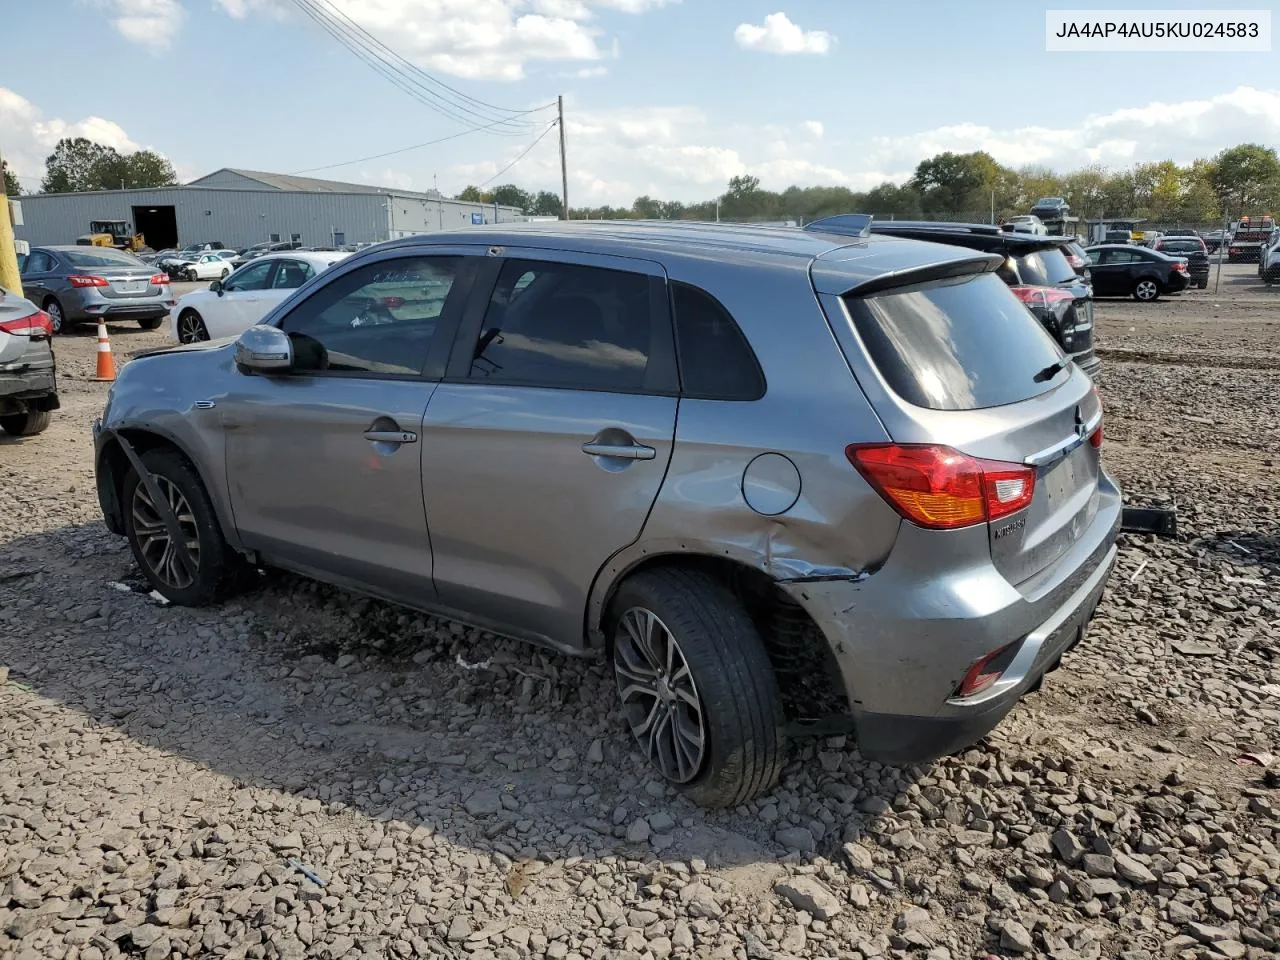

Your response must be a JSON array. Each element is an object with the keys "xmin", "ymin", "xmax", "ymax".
[
  {"xmin": 1089, "ymin": 386, "xmax": 1103, "ymax": 449},
  {"xmin": 1010, "ymin": 285, "xmax": 1074, "ymax": 308},
  {"xmin": 150, "ymin": 274, "xmax": 167, "ymax": 286},
  {"xmin": 956, "ymin": 642, "xmax": 1019, "ymax": 697},
  {"xmin": 846, "ymin": 444, "xmax": 1036, "ymax": 530},
  {"xmin": 1229, "ymin": 247, "xmax": 1240, "ymax": 255},
  {"xmin": 381, "ymin": 296, "xmax": 405, "ymax": 308},
  {"xmin": 1064, "ymin": 252, "xmax": 1085, "ymax": 269},
  {"xmin": 0, "ymin": 310, "xmax": 53, "ymax": 337},
  {"xmin": 1175, "ymin": 261, "xmax": 1190, "ymax": 275},
  {"xmin": 67, "ymin": 274, "xmax": 109, "ymax": 288}
]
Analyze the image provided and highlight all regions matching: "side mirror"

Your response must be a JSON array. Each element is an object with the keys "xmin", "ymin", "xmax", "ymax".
[
  {"xmin": 209, "ymin": 279, "xmax": 223, "ymax": 295},
  {"xmin": 234, "ymin": 325, "xmax": 292, "ymax": 373}
]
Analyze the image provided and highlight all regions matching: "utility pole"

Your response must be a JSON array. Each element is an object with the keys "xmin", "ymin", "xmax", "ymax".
[
  {"xmin": 557, "ymin": 95, "xmax": 569, "ymax": 221},
  {"xmin": 0, "ymin": 146, "xmax": 22, "ymax": 296}
]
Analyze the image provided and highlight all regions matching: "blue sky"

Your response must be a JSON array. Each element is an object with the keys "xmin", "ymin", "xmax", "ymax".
[{"xmin": 2, "ymin": 0, "xmax": 1277, "ymax": 204}]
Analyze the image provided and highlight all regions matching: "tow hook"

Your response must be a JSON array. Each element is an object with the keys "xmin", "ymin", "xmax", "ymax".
[{"xmin": 1120, "ymin": 505, "xmax": 1177, "ymax": 538}]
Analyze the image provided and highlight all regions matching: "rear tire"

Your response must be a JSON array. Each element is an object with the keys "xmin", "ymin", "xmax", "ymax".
[
  {"xmin": 122, "ymin": 448, "xmax": 243, "ymax": 606},
  {"xmin": 0, "ymin": 409, "xmax": 52, "ymax": 437},
  {"xmin": 138, "ymin": 317, "xmax": 164, "ymax": 330},
  {"xmin": 1197, "ymin": 281, "xmax": 1208, "ymax": 289},
  {"xmin": 220, "ymin": 268, "xmax": 230, "ymax": 279},
  {"xmin": 42, "ymin": 298, "xmax": 66, "ymax": 334},
  {"xmin": 1132, "ymin": 279, "xmax": 1161, "ymax": 301},
  {"xmin": 606, "ymin": 567, "xmax": 787, "ymax": 808}
]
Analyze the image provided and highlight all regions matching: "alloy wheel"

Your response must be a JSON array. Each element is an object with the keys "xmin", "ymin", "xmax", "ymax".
[
  {"xmin": 613, "ymin": 606, "xmax": 706, "ymax": 783},
  {"xmin": 46, "ymin": 301, "xmax": 63, "ymax": 333},
  {"xmin": 131, "ymin": 476, "xmax": 201, "ymax": 590},
  {"xmin": 177, "ymin": 313, "xmax": 206, "ymax": 344},
  {"xmin": 1135, "ymin": 280, "xmax": 1158, "ymax": 301}
]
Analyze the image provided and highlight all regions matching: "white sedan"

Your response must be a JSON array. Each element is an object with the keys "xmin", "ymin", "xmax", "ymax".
[
  {"xmin": 168, "ymin": 251, "xmax": 349, "ymax": 343},
  {"xmin": 180, "ymin": 253, "xmax": 237, "ymax": 281}
]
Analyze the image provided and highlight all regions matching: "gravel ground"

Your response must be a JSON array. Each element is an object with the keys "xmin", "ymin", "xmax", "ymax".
[{"xmin": 2, "ymin": 266, "xmax": 1278, "ymax": 960}]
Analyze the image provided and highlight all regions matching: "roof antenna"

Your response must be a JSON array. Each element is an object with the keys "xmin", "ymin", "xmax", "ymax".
[{"xmin": 804, "ymin": 213, "xmax": 874, "ymax": 238}]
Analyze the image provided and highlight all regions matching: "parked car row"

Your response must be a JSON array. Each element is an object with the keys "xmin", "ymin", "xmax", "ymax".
[
  {"xmin": 16, "ymin": 245, "xmax": 174, "ymax": 333},
  {"xmin": 93, "ymin": 219, "xmax": 1122, "ymax": 805}
]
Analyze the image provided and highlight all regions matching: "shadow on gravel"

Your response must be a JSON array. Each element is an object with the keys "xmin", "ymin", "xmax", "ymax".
[{"xmin": 0, "ymin": 520, "xmax": 929, "ymax": 876}]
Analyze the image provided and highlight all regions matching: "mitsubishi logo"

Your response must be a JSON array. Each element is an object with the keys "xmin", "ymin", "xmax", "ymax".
[{"xmin": 1074, "ymin": 406, "xmax": 1086, "ymax": 441}]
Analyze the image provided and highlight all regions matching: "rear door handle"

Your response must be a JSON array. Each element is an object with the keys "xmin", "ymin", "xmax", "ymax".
[
  {"xmin": 581, "ymin": 441, "xmax": 655, "ymax": 460},
  {"xmin": 364, "ymin": 429, "xmax": 418, "ymax": 444}
]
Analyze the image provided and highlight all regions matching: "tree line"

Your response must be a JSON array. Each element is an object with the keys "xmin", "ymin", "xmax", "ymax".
[
  {"xmin": 8, "ymin": 137, "xmax": 1278, "ymax": 228},
  {"xmin": 460, "ymin": 142, "xmax": 1280, "ymax": 225},
  {"xmin": 4, "ymin": 138, "xmax": 177, "ymax": 195}
]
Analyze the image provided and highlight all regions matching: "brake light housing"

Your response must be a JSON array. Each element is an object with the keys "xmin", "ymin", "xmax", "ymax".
[
  {"xmin": 1063, "ymin": 252, "xmax": 1085, "ymax": 269},
  {"xmin": 846, "ymin": 444, "xmax": 1036, "ymax": 530},
  {"xmin": 1010, "ymin": 285, "xmax": 1073, "ymax": 309},
  {"xmin": 0, "ymin": 310, "xmax": 54, "ymax": 338},
  {"xmin": 67, "ymin": 275, "xmax": 109, "ymax": 288},
  {"xmin": 955, "ymin": 641, "xmax": 1020, "ymax": 698},
  {"xmin": 150, "ymin": 274, "xmax": 168, "ymax": 286},
  {"xmin": 1089, "ymin": 386, "xmax": 1103, "ymax": 449}
]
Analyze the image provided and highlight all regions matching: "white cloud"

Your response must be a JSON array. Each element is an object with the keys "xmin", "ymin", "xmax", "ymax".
[
  {"xmin": 0, "ymin": 87, "xmax": 150, "ymax": 190},
  {"xmin": 803, "ymin": 120, "xmax": 823, "ymax": 139},
  {"xmin": 102, "ymin": 0, "xmax": 185, "ymax": 51},
  {"xmin": 734, "ymin": 12, "xmax": 833, "ymax": 55},
  {"xmin": 563, "ymin": 65, "xmax": 610, "ymax": 78},
  {"xmin": 207, "ymin": 0, "xmax": 673, "ymax": 81},
  {"xmin": 865, "ymin": 85, "xmax": 1280, "ymax": 174}
]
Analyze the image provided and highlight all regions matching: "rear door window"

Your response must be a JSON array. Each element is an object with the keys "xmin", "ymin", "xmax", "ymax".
[
  {"xmin": 844, "ymin": 271, "xmax": 1065, "ymax": 411},
  {"xmin": 1014, "ymin": 247, "xmax": 1077, "ymax": 285},
  {"xmin": 469, "ymin": 259, "xmax": 671, "ymax": 394}
]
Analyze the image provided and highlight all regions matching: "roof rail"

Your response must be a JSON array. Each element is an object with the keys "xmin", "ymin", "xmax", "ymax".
[
  {"xmin": 870, "ymin": 221, "xmax": 1004, "ymax": 236},
  {"xmin": 804, "ymin": 213, "xmax": 874, "ymax": 238}
]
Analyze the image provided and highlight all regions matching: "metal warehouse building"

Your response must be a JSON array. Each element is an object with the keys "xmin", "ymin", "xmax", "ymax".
[{"xmin": 12, "ymin": 168, "xmax": 524, "ymax": 250}]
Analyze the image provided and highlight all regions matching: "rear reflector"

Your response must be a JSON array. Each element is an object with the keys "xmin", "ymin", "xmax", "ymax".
[
  {"xmin": 0, "ymin": 310, "xmax": 53, "ymax": 338},
  {"xmin": 846, "ymin": 444, "xmax": 1036, "ymax": 530},
  {"xmin": 1010, "ymin": 285, "xmax": 1074, "ymax": 308},
  {"xmin": 68, "ymin": 275, "xmax": 109, "ymax": 288},
  {"xmin": 955, "ymin": 641, "xmax": 1020, "ymax": 698}
]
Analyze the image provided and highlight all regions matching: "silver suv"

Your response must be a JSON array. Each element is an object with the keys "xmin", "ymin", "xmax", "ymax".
[{"xmin": 93, "ymin": 222, "xmax": 1121, "ymax": 807}]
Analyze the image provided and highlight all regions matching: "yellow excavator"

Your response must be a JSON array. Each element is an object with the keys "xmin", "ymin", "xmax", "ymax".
[{"xmin": 76, "ymin": 220, "xmax": 149, "ymax": 252}]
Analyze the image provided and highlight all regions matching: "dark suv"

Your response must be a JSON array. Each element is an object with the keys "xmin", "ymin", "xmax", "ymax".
[
  {"xmin": 0, "ymin": 286, "xmax": 58, "ymax": 437},
  {"xmin": 859, "ymin": 221, "xmax": 1099, "ymax": 376}
]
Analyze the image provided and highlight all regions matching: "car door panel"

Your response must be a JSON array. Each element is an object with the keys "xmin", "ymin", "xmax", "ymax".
[
  {"xmin": 220, "ymin": 250, "xmax": 480, "ymax": 604},
  {"xmin": 422, "ymin": 250, "xmax": 679, "ymax": 650},
  {"xmin": 223, "ymin": 376, "xmax": 440, "ymax": 601}
]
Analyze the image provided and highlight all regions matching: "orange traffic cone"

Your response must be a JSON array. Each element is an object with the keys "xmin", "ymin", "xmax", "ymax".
[{"xmin": 92, "ymin": 321, "xmax": 116, "ymax": 382}]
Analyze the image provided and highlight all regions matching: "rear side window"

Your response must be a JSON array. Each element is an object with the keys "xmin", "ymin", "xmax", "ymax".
[
  {"xmin": 845, "ymin": 272, "xmax": 1065, "ymax": 412},
  {"xmin": 1014, "ymin": 248, "xmax": 1076, "ymax": 285},
  {"xmin": 671, "ymin": 282, "xmax": 764, "ymax": 400}
]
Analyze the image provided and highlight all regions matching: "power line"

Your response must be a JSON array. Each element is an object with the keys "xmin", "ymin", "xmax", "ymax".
[
  {"xmin": 288, "ymin": 0, "xmax": 549, "ymax": 136},
  {"xmin": 310, "ymin": 0, "xmax": 544, "ymax": 123},
  {"xmin": 288, "ymin": 113, "xmax": 554, "ymax": 174},
  {"xmin": 478, "ymin": 122, "xmax": 559, "ymax": 188}
]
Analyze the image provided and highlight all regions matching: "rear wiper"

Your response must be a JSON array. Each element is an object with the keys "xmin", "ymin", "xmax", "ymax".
[{"xmin": 1033, "ymin": 359, "xmax": 1067, "ymax": 383}]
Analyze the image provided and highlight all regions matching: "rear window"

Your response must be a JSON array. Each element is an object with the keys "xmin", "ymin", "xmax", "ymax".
[
  {"xmin": 64, "ymin": 249, "xmax": 145, "ymax": 268},
  {"xmin": 1158, "ymin": 240, "xmax": 1204, "ymax": 254},
  {"xmin": 845, "ymin": 272, "xmax": 1065, "ymax": 412},
  {"xmin": 1014, "ymin": 247, "xmax": 1077, "ymax": 285}
]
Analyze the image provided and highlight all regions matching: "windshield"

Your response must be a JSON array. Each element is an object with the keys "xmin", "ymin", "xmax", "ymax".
[
  {"xmin": 844, "ymin": 272, "xmax": 1065, "ymax": 412},
  {"xmin": 65, "ymin": 249, "xmax": 146, "ymax": 268},
  {"xmin": 1015, "ymin": 247, "xmax": 1078, "ymax": 285}
]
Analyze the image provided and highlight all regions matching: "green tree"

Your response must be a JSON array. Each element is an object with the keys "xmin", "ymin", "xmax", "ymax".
[
  {"xmin": 489, "ymin": 184, "xmax": 531, "ymax": 211},
  {"xmin": 2, "ymin": 158, "xmax": 18, "ymax": 196},
  {"xmin": 1209, "ymin": 143, "xmax": 1280, "ymax": 213},
  {"xmin": 42, "ymin": 138, "xmax": 119, "ymax": 193},
  {"xmin": 95, "ymin": 148, "xmax": 176, "ymax": 190},
  {"xmin": 455, "ymin": 185, "xmax": 483, "ymax": 202},
  {"xmin": 910, "ymin": 151, "xmax": 1005, "ymax": 216},
  {"xmin": 863, "ymin": 181, "xmax": 923, "ymax": 219},
  {"xmin": 531, "ymin": 190, "xmax": 563, "ymax": 217}
]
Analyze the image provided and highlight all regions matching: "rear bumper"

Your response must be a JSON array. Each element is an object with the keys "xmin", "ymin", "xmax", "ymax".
[
  {"xmin": 781, "ymin": 469, "xmax": 1122, "ymax": 765},
  {"xmin": 0, "ymin": 367, "xmax": 60, "ymax": 412},
  {"xmin": 67, "ymin": 289, "xmax": 173, "ymax": 322}
]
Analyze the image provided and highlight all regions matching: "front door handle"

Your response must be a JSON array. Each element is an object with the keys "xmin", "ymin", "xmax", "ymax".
[
  {"xmin": 364, "ymin": 429, "xmax": 418, "ymax": 444},
  {"xmin": 582, "ymin": 441, "xmax": 655, "ymax": 461}
]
